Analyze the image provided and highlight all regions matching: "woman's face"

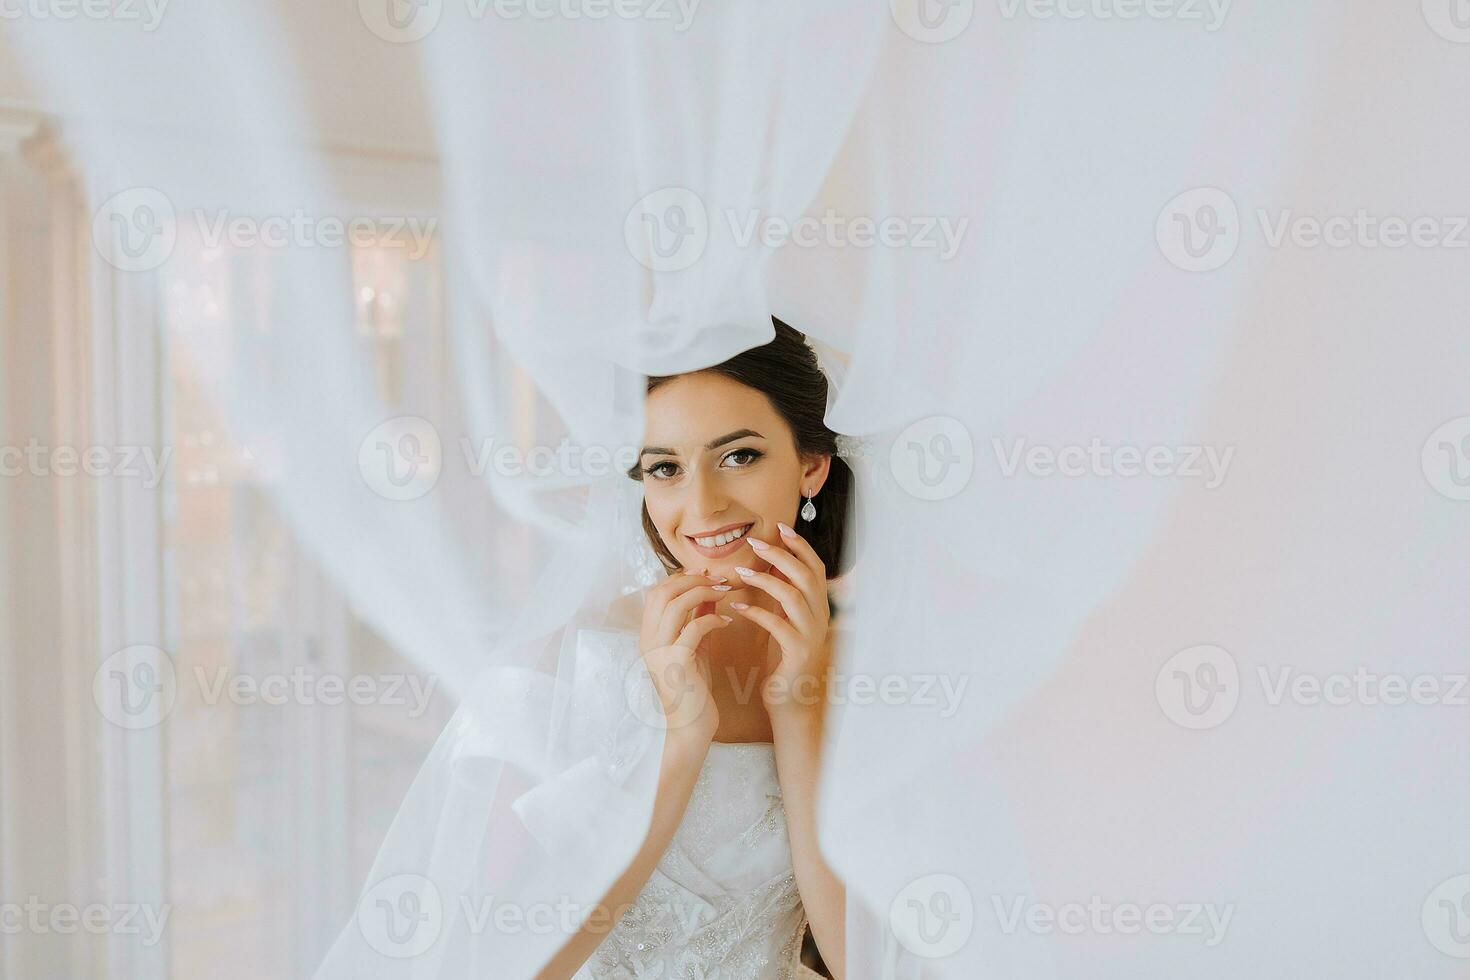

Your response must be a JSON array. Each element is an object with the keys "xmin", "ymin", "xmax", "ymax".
[{"xmin": 639, "ymin": 371, "xmax": 828, "ymax": 574}]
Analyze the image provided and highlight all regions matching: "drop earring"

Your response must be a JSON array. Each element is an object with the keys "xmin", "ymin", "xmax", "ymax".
[{"xmin": 800, "ymin": 490, "xmax": 817, "ymax": 522}]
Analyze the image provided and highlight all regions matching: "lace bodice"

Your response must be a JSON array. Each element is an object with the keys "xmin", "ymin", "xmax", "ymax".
[{"xmin": 574, "ymin": 741, "xmax": 811, "ymax": 979}]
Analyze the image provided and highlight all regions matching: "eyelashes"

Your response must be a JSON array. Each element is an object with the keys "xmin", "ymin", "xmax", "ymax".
[
  {"xmin": 641, "ymin": 448, "xmax": 764, "ymax": 481},
  {"xmin": 641, "ymin": 461, "xmax": 676, "ymax": 480}
]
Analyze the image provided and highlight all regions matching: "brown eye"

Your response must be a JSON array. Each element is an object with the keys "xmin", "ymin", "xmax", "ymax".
[
  {"xmin": 642, "ymin": 461, "xmax": 678, "ymax": 480},
  {"xmin": 723, "ymin": 448, "xmax": 763, "ymax": 467}
]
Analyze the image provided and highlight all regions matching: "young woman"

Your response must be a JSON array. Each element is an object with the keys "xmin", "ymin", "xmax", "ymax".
[{"xmin": 543, "ymin": 318, "xmax": 856, "ymax": 979}]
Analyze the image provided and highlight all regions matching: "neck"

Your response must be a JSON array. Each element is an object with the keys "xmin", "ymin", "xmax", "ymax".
[{"xmin": 702, "ymin": 586, "xmax": 778, "ymax": 665}]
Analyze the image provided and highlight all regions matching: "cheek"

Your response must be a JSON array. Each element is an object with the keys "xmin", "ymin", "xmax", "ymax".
[
  {"xmin": 757, "ymin": 472, "xmax": 797, "ymax": 509},
  {"xmin": 644, "ymin": 496, "xmax": 676, "ymax": 538}
]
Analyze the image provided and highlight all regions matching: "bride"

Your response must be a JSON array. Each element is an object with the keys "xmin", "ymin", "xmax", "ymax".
[{"xmin": 542, "ymin": 318, "xmax": 853, "ymax": 979}]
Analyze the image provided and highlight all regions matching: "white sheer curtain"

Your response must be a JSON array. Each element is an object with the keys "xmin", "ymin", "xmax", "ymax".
[{"xmin": 4, "ymin": 1, "xmax": 1469, "ymax": 977}]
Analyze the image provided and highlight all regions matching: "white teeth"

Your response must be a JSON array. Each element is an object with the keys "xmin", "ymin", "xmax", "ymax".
[{"xmin": 694, "ymin": 524, "xmax": 750, "ymax": 548}]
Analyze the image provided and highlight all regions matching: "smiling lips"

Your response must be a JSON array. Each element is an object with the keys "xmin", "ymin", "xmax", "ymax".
[{"xmin": 687, "ymin": 522, "xmax": 754, "ymax": 556}]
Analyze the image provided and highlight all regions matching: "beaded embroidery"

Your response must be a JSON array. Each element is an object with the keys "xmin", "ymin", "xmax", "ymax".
[{"xmin": 578, "ymin": 742, "xmax": 806, "ymax": 979}]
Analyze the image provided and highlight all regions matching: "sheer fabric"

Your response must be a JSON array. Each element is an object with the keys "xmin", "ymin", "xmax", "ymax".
[{"xmin": 8, "ymin": 3, "xmax": 1469, "ymax": 978}]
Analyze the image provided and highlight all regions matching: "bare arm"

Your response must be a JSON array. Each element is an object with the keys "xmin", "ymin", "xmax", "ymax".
[
  {"xmin": 772, "ymin": 707, "xmax": 846, "ymax": 980},
  {"xmin": 541, "ymin": 571, "xmax": 733, "ymax": 976},
  {"xmin": 729, "ymin": 524, "xmax": 848, "ymax": 978},
  {"xmin": 536, "ymin": 729, "xmax": 712, "ymax": 978}
]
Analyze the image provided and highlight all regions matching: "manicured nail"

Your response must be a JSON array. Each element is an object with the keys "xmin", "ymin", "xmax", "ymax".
[
  {"xmin": 777, "ymin": 522, "xmax": 796, "ymax": 537},
  {"xmin": 734, "ymin": 566, "xmax": 755, "ymax": 577},
  {"xmin": 731, "ymin": 602, "xmax": 749, "ymax": 610},
  {"xmin": 747, "ymin": 537, "xmax": 770, "ymax": 550},
  {"xmin": 719, "ymin": 614, "xmax": 734, "ymax": 622},
  {"xmin": 712, "ymin": 584, "xmax": 733, "ymax": 591}
]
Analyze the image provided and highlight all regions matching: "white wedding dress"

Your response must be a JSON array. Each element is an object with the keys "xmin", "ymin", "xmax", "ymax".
[{"xmin": 573, "ymin": 739, "xmax": 821, "ymax": 979}]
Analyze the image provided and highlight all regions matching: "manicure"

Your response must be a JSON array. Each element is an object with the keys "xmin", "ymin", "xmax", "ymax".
[
  {"xmin": 747, "ymin": 537, "xmax": 769, "ymax": 550},
  {"xmin": 719, "ymin": 614, "xmax": 734, "ymax": 622},
  {"xmin": 777, "ymin": 522, "xmax": 796, "ymax": 537},
  {"xmin": 712, "ymin": 584, "xmax": 733, "ymax": 591},
  {"xmin": 731, "ymin": 602, "xmax": 750, "ymax": 610},
  {"xmin": 734, "ymin": 566, "xmax": 756, "ymax": 577}
]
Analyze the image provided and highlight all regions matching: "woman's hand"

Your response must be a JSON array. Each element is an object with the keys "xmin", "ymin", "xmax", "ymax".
[
  {"xmin": 637, "ymin": 568, "xmax": 733, "ymax": 742},
  {"xmin": 735, "ymin": 524, "xmax": 846, "ymax": 977},
  {"xmin": 729, "ymin": 523, "xmax": 833, "ymax": 721}
]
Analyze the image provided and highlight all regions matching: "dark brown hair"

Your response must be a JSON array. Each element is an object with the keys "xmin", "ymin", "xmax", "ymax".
[{"xmin": 625, "ymin": 317, "xmax": 854, "ymax": 585}]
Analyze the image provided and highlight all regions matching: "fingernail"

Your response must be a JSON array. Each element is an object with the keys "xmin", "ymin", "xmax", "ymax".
[
  {"xmin": 719, "ymin": 614, "xmax": 734, "ymax": 622},
  {"xmin": 748, "ymin": 537, "xmax": 769, "ymax": 550},
  {"xmin": 777, "ymin": 522, "xmax": 796, "ymax": 537},
  {"xmin": 712, "ymin": 584, "xmax": 733, "ymax": 591},
  {"xmin": 734, "ymin": 566, "xmax": 755, "ymax": 577},
  {"xmin": 731, "ymin": 602, "xmax": 749, "ymax": 610},
  {"xmin": 710, "ymin": 575, "xmax": 728, "ymax": 583}
]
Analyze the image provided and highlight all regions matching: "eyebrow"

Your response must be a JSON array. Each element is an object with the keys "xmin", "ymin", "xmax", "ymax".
[{"xmin": 639, "ymin": 429, "xmax": 764, "ymax": 459}]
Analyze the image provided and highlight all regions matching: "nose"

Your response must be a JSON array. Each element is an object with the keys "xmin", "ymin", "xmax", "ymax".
[{"xmin": 687, "ymin": 465, "xmax": 728, "ymax": 527}]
